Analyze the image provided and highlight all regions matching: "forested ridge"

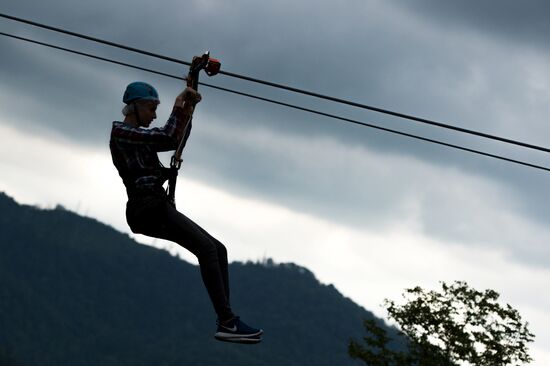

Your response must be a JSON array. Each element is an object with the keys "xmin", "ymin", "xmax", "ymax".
[{"xmin": 0, "ymin": 192, "xmax": 397, "ymax": 365}]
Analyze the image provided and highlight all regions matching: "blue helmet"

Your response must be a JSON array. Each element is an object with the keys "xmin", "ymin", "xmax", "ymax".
[{"xmin": 123, "ymin": 82, "xmax": 160, "ymax": 104}]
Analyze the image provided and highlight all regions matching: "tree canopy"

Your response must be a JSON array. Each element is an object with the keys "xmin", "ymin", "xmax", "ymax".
[{"xmin": 349, "ymin": 281, "xmax": 534, "ymax": 366}]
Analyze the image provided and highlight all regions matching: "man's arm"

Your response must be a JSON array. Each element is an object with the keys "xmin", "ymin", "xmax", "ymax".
[{"xmin": 112, "ymin": 87, "xmax": 201, "ymax": 151}]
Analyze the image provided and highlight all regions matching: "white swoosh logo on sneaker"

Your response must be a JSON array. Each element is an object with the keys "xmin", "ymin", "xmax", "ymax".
[{"xmin": 220, "ymin": 324, "xmax": 237, "ymax": 332}]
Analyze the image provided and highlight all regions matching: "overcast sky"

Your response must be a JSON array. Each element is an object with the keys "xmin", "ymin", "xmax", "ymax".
[{"xmin": 1, "ymin": 0, "xmax": 549, "ymax": 362}]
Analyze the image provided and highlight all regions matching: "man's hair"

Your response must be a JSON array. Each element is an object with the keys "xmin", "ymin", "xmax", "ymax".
[{"xmin": 121, "ymin": 104, "xmax": 134, "ymax": 116}]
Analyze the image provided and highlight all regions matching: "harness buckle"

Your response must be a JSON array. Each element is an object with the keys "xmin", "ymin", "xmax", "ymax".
[{"xmin": 170, "ymin": 155, "xmax": 182, "ymax": 170}]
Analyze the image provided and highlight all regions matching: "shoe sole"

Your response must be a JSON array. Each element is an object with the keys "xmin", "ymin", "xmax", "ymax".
[
  {"xmin": 215, "ymin": 333, "xmax": 263, "ymax": 344},
  {"xmin": 215, "ymin": 329, "xmax": 263, "ymax": 338}
]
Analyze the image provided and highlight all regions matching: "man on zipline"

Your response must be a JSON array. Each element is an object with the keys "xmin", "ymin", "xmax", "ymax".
[{"xmin": 109, "ymin": 81, "xmax": 263, "ymax": 343}]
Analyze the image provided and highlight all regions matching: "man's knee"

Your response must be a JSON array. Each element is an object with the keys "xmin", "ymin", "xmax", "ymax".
[{"xmin": 198, "ymin": 240, "xmax": 228, "ymax": 260}]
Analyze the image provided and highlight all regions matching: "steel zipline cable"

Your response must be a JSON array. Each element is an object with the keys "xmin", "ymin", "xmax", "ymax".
[
  {"xmin": 1, "ymin": 12, "xmax": 550, "ymax": 155},
  {"xmin": 1, "ymin": 31, "xmax": 550, "ymax": 173}
]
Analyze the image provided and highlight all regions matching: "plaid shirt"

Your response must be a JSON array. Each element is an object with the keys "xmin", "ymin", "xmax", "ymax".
[{"xmin": 110, "ymin": 106, "xmax": 191, "ymax": 197}]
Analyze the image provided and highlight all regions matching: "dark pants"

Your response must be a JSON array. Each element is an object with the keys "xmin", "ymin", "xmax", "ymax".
[{"xmin": 126, "ymin": 195, "xmax": 235, "ymax": 321}]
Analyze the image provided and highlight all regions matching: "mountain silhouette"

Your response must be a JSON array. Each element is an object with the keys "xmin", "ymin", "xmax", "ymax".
[{"xmin": 0, "ymin": 192, "xmax": 398, "ymax": 365}]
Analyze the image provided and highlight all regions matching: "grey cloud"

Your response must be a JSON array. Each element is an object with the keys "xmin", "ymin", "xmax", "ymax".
[
  {"xmin": 1, "ymin": 0, "xmax": 550, "ymax": 267},
  {"xmin": 418, "ymin": 175, "xmax": 550, "ymax": 269},
  {"xmin": 178, "ymin": 114, "xmax": 550, "ymax": 270},
  {"xmin": 397, "ymin": 0, "xmax": 550, "ymax": 49}
]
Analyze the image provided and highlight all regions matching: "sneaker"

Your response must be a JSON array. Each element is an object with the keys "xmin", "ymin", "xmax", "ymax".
[{"xmin": 214, "ymin": 316, "xmax": 263, "ymax": 343}]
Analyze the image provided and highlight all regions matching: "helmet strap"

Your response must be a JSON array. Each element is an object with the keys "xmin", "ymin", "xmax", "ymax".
[{"xmin": 133, "ymin": 103, "xmax": 142, "ymax": 126}]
